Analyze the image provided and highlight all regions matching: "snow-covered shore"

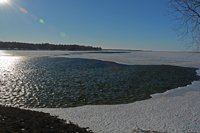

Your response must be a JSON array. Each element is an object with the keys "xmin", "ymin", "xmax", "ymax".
[{"xmin": 30, "ymin": 51, "xmax": 200, "ymax": 133}]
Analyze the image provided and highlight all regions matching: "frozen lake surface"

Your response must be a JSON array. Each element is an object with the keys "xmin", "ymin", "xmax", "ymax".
[
  {"xmin": 0, "ymin": 50, "xmax": 199, "ymax": 108},
  {"xmin": 1, "ymin": 50, "xmax": 200, "ymax": 132}
]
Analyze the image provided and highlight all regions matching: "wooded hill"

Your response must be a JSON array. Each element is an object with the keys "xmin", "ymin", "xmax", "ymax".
[{"xmin": 0, "ymin": 41, "xmax": 102, "ymax": 51}]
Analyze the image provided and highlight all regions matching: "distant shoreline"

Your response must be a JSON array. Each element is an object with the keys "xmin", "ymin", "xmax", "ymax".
[{"xmin": 0, "ymin": 41, "xmax": 102, "ymax": 51}]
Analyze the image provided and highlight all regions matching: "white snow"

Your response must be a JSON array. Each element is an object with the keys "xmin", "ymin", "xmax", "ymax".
[{"xmin": 28, "ymin": 51, "xmax": 200, "ymax": 133}]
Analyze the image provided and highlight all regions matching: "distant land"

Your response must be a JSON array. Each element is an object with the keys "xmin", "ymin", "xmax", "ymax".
[
  {"xmin": 103, "ymin": 49, "xmax": 145, "ymax": 51},
  {"xmin": 0, "ymin": 41, "xmax": 102, "ymax": 51}
]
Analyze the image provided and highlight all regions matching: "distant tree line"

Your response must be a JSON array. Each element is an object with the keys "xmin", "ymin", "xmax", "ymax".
[{"xmin": 0, "ymin": 41, "xmax": 102, "ymax": 51}]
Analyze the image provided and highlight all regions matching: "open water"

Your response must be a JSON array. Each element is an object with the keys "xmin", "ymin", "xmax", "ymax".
[{"xmin": 0, "ymin": 50, "xmax": 199, "ymax": 108}]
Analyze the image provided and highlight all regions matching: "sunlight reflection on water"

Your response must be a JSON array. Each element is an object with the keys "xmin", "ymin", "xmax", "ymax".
[
  {"xmin": 0, "ymin": 51, "xmax": 27, "ymax": 106},
  {"xmin": 0, "ymin": 56, "xmax": 21, "ymax": 70}
]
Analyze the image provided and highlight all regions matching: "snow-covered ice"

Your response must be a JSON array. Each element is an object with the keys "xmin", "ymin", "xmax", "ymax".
[{"xmin": 29, "ymin": 51, "xmax": 200, "ymax": 133}]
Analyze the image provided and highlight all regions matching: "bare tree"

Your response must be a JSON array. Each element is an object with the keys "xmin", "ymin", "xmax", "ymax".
[{"xmin": 166, "ymin": 0, "xmax": 200, "ymax": 51}]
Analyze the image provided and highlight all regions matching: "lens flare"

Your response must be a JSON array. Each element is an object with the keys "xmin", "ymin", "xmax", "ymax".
[
  {"xmin": 39, "ymin": 19, "xmax": 44, "ymax": 23},
  {"xmin": 0, "ymin": 0, "xmax": 8, "ymax": 3},
  {"xmin": 31, "ymin": 15, "xmax": 38, "ymax": 20},
  {"xmin": 60, "ymin": 32, "xmax": 65, "ymax": 37},
  {"xmin": 20, "ymin": 8, "xmax": 28, "ymax": 14}
]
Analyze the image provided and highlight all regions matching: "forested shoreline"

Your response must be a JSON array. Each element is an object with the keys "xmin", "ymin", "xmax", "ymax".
[{"xmin": 0, "ymin": 41, "xmax": 102, "ymax": 51}]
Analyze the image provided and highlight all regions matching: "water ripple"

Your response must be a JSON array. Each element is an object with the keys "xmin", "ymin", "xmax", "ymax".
[{"xmin": 0, "ymin": 56, "xmax": 199, "ymax": 108}]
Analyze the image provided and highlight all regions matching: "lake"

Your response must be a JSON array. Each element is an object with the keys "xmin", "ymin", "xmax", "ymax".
[{"xmin": 0, "ymin": 50, "xmax": 199, "ymax": 108}]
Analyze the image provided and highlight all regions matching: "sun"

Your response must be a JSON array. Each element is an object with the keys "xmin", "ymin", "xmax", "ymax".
[{"xmin": 0, "ymin": 0, "xmax": 8, "ymax": 3}]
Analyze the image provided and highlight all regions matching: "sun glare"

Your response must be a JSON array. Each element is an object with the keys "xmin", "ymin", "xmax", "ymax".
[{"xmin": 0, "ymin": 0, "xmax": 8, "ymax": 3}]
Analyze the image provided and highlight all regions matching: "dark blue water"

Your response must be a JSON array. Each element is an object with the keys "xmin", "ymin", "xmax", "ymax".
[{"xmin": 0, "ymin": 56, "xmax": 198, "ymax": 108}]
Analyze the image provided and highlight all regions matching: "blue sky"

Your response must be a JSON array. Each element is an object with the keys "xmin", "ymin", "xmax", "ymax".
[{"xmin": 0, "ymin": 0, "xmax": 186, "ymax": 51}]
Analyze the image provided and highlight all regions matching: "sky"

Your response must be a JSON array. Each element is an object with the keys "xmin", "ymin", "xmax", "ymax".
[{"xmin": 0, "ymin": 0, "xmax": 189, "ymax": 51}]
